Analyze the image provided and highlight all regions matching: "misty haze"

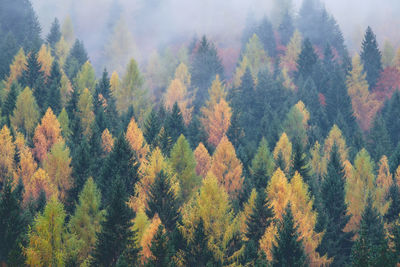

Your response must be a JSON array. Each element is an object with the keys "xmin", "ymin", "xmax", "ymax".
[{"xmin": 1, "ymin": 0, "xmax": 400, "ymax": 266}]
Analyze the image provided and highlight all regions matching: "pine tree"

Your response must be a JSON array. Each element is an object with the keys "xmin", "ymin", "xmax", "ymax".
[
  {"xmin": 318, "ymin": 145, "xmax": 353, "ymax": 267},
  {"xmin": 165, "ymin": 102, "xmax": 185, "ymax": 145},
  {"xmin": 47, "ymin": 60, "xmax": 62, "ymax": 114},
  {"xmin": 46, "ymin": 18, "xmax": 61, "ymax": 52},
  {"xmin": 143, "ymin": 109, "xmax": 161, "ymax": 148},
  {"xmin": 64, "ymin": 39, "xmax": 88, "ymax": 80},
  {"xmin": 0, "ymin": 178, "xmax": 26, "ymax": 265},
  {"xmin": 296, "ymin": 38, "xmax": 318, "ymax": 80},
  {"xmin": 91, "ymin": 178, "xmax": 138, "ymax": 267},
  {"xmin": 2, "ymin": 82, "xmax": 19, "ymax": 127},
  {"xmin": 146, "ymin": 170, "xmax": 180, "ymax": 232},
  {"xmin": 350, "ymin": 196, "xmax": 395, "ymax": 266},
  {"xmin": 360, "ymin": 26, "xmax": 383, "ymax": 89},
  {"xmin": 272, "ymin": 204, "xmax": 308, "ymax": 267},
  {"xmin": 146, "ymin": 224, "xmax": 173, "ymax": 267}
]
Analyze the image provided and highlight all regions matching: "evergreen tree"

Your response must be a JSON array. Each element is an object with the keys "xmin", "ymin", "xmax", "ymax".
[
  {"xmin": 278, "ymin": 11, "xmax": 295, "ymax": 46},
  {"xmin": 367, "ymin": 114, "xmax": 392, "ymax": 162},
  {"xmin": 91, "ymin": 178, "xmax": 138, "ymax": 267},
  {"xmin": 143, "ymin": 109, "xmax": 161, "ymax": 148},
  {"xmin": 360, "ymin": 26, "xmax": 383, "ymax": 89},
  {"xmin": 99, "ymin": 133, "xmax": 139, "ymax": 204},
  {"xmin": 146, "ymin": 224, "xmax": 173, "ymax": 267},
  {"xmin": 0, "ymin": 178, "xmax": 26, "ymax": 264},
  {"xmin": 2, "ymin": 82, "xmax": 19, "ymax": 127},
  {"xmin": 165, "ymin": 102, "xmax": 185, "ymax": 145},
  {"xmin": 146, "ymin": 170, "xmax": 180, "ymax": 232},
  {"xmin": 318, "ymin": 145, "xmax": 353, "ymax": 267},
  {"xmin": 47, "ymin": 60, "xmax": 62, "ymax": 114},
  {"xmin": 350, "ymin": 196, "xmax": 395, "ymax": 267},
  {"xmin": 296, "ymin": 38, "xmax": 318, "ymax": 80},
  {"xmin": 64, "ymin": 39, "xmax": 89, "ymax": 80},
  {"xmin": 250, "ymin": 138, "xmax": 275, "ymax": 190},
  {"xmin": 256, "ymin": 16, "xmax": 276, "ymax": 57},
  {"xmin": 384, "ymin": 90, "xmax": 400, "ymax": 148},
  {"xmin": 272, "ymin": 204, "xmax": 308, "ymax": 267},
  {"xmin": 385, "ymin": 182, "xmax": 400, "ymax": 223},
  {"xmin": 46, "ymin": 18, "xmax": 61, "ymax": 52},
  {"xmin": 0, "ymin": 32, "xmax": 18, "ymax": 81}
]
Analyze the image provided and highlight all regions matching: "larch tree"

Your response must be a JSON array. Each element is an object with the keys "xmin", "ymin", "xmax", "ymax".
[
  {"xmin": 273, "ymin": 132, "xmax": 293, "ymax": 174},
  {"xmin": 43, "ymin": 141, "xmax": 73, "ymax": 203},
  {"xmin": 5, "ymin": 48, "xmax": 27, "ymax": 91},
  {"xmin": 37, "ymin": 44, "xmax": 54, "ymax": 79},
  {"xmin": 67, "ymin": 177, "xmax": 105, "ymax": 266},
  {"xmin": 201, "ymin": 75, "xmax": 232, "ymax": 147},
  {"xmin": 33, "ymin": 108, "xmax": 63, "ymax": 162},
  {"xmin": 125, "ymin": 116, "xmax": 149, "ymax": 164},
  {"xmin": 250, "ymin": 137, "xmax": 275, "ymax": 190},
  {"xmin": 10, "ymin": 87, "xmax": 40, "ymax": 138},
  {"xmin": 210, "ymin": 135, "xmax": 244, "ymax": 200},
  {"xmin": 61, "ymin": 15, "xmax": 75, "ymax": 49},
  {"xmin": 283, "ymin": 101, "xmax": 309, "ymax": 147},
  {"xmin": 280, "ymin": 30, "xmax": 302, "ymax": 90},
  {"xmin": 375, "ymin": 155, "xmax": 392, "ymax": 216},
  {"xmin": 323, "ymin": 125, "xmax": 349, "ymax": 166},
  {"xmin": 346, "ymin": 56, "xmax": 381, "ymax": 131},
  {"xmin": 241, "ymin": 34, "xmax": 270, "ymax": 83},
  {"xmin": 0, "ymin": 125, "xmax": 15, "ymax": 185},
  {"xmin": 58, "ymin": 108, "xmax": 71, "ymax": 140},
  {"xmin": 101, "ymin": 128, "xmax": 114, "ymax": 154},
  {"xmin": 194, "ymin": 142, "xmax": 212, "ymax": 178},
  {"xmin": 170, "ymin": 135, "xmax": 199, "ymax": 201},
  {"xmin": 25, "ymin": 196, "xmax": 67, "ymax": 267},
  {"xmin": 24, "ymin": 168, "xmax": 58, "ymax": 203},
  {"xmin": 74, "ymin": 61, "xmax": 96, "ymax": 93},
  {"xmin": 77, "ymin": 88, "xmax": 95, "ymax": 138}
]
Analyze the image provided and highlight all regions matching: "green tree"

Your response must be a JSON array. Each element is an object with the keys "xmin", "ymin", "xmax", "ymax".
[
  {"xmin": 91, "ymin": 178, "xmax": 139, "ymax": 267},
  {"xmin": 272, "ymin": 203, "xmax": 308, "ymax": 267},
  {"xmin": 165, "ymin": 102, "xmax": 186, "ymax": 146},
  {"xmin": 170, "ymin": 135, "xmax": 199, "ymax": 200},
  {"xmin": 74, "ymin": 61, "xmax": 96, "ymax": 93},
  {"xmin": 143, "ymin": 109, "xmax": 161, "ymax": 149},
  {"xmin": 146, "ymin": 224, "xmax": 173, "ymax": 267},
  {"xmin": 318, "ymin": 145, "xmax": 353, "ymax": 267},
  {"xmin": 296, "ymin": 38, "xmax": 317, "ymax": 80},
  {"xmin": 2, "ymin": 82, "xmax": 19, "ymax": 126},
  {"xmin": 250, "ymin": 138, "xmax": 275, "ymax": 190},
  {"xmin": 360, "ymin": 26, "xmax": 382, "ymax": 89},
  {"xmin": 46, "ymin": 18, "xmax": 62, "ymax": 52},
  {"xmin": 47, "ymin": 61, "xmax": 62, "ymax": 114},
  {"xmin": 64, "ymin": 39, "xmax": 88, "ymax": 80},
  {"xmin": 146, "ymin": 170, "xmax": 180, "ymax": 232}
]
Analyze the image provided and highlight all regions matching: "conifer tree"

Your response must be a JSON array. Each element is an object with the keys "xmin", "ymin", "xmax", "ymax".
[
  {"xmin": 146, "ymin": 170, "xmax": 180, "ymax": 232},
  {"xmin": 2, "ymin": 82, "xmax": 19, "ymax": 126},
  {"xmin": 296, "ymin": 38, "xmax": 318, "ymax": 80},
  {"xmin": 143, "ymin": 109, "xmax": 161, "ymax": 149},
  {"xmin": 290, "ymin": 139, "xmax": 312, "ymax": 187},
  {"xmin": 46, "ymin": 18, "xmax": 61, "ymax": 52},
  {"xmin": 91, "ymin": 178, "xmax": 139, "ymax": 267},
  {"xmin": 47, "ymin": 60, "xmax": 62, "ymax": 114},
  {"xmin": 360, "ymin": 26, "xmax": 383, "ymax": 89},
  {"xmin": 319, "ymin": 145, "xmax": 353, "ymax": 267},
  {"xmin": 146, "ymin": 224, "xmax": 173, "ymax": 267},
  {"xmin": 64, "ymin": 39, "xmax": 88, "ymax": 80},
  {"xmin": 250, "ymin": 138, "xmax": 275, "ymax": 190},
  {"xmin": 272, "ymin": 204, "xmax": 307, "ymax": 267},
  {"xmin": 165, "ymin": 102, "xmax": 185, "ymax": 145}
]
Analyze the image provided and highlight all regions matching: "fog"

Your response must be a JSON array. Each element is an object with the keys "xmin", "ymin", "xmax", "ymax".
[{"xmin": 31, "ymin": 0, "xmax": 400, "ymax": 73}]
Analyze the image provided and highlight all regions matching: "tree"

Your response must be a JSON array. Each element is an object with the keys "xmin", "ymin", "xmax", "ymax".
[
  {"xmin": 194, "ymin": 142, "xmax": 211, "ymax": 178},
  {"xmin": 346, "ymin": 56, "xmax": 381, "ymax": 131},
  {"xmin": 46, "ymin": 18, "xmax": 62, "ymax": 52},
  {"xmin": 146, "ymin": 170, "xmax": 180, "ymax": 232},
  {"xmin": 74, "ymin": 61, "xmax": 96, "ymax": 93},
  {"xmin": 278, "ymin": 11, "xmax": 295, "ymax": 46},
  {"xmin": 126, "ymin": 116, "xmax": 149, "ymax": 164},
  {"xmin": 25, "ymin": 196, "xmax": 67, "ymax": 267},
  {"xmin": 24, "ymin": 168, "xmax": 58, "ymax": 203},
  {"xmin": 101, "ymin": 128, "xmax": 114, "ymax": 154},
  {"xmin": 143, "ymin": 109, "xmax": 161, "ymax": 149},
  {"xmin": 170, "ymin": 135, "xmax": 199, "ymax": 201},
  {"xmin": 367, "ymin": 114, "xmax": 392, "ymax": 162},
  {"xmin": 296, "ymin": 38, "xmax": 317, "ymax": 80},
  {"xmin": 210, "ymin": 135, "xmax": 244, "ymax": 199},
  {"xmin": 46, "ymin": 60, "xmax": 62, "ymax": 115},
  {"xmin": 290, "ymin": 139, "xmax": 312, "ymax": 188},
  {"xmin": 91, "ymin": 178, "xmax": 138, "ymax": 267},
  {"xmin": 201, "ymin": 75, "xmax": 232, "ymax": 147},
  {"xmin": 37, "ymin": 44, "xmax": 54, "ymax": 79},
  {"xmin": 350, "ymin": 196, "xmax": 395, "ymax": 266},
  {"xmin": 64, "ymin": 39, "xmax": 88, "ymax": 80},
  {"xmin": 165, "ymin": 102, "xmax": 186, "ymax": 146},
  {"xmin": 319, "ymin": 145, "xmax": 353, "ymax": 267},
  {"xmin": 382, "ymin": 40, "xmax": 395, "ymax": 68},
  {"xmin": 360, "ymin": 26, "xmax": 383, "ymax": 89},
  {"xmin": 2, "ymin": 82, "xmax": 19, "ymax": 126},
  {"xmin": 58, "ymin": 108, "xmax": 71, "ymax": 140},
  {"xmin": 33, "ymin": 108, "xmax": 63, "ymax": 162},
  {"xmin": 10, "ymin": 87, "xmax": 40, "ymax": 138},
  {"xmin": 272, "ymin": 204, "xmax": 307, "ymax": 267},
  {"xmin": 5, "ymin": 48, "xmax": 27, "ymax": 91},
  {"xmin": 250, "ymin": 137, "xmax": 275, "ymax": 190},
  {"xmin": 0, "ymin": 178, "xmax": 26, "ymax": 265},
  {"xmin": 280, "ymin": 30, "xmax": 302, "ymax": 90},
  {"xmin": 0, "ymin": 125, "xmax": 15, "ymax": 185},
  {"xmin": 241, "ymin": 34, "xmax": 270, "ymax": 82},
  {"xmin": 273, "ymin": 133, "xmax": 292, "ymax": 174},
  {"xmin": 67, "ymin": 177, "xmax": 105, "ymax": 266},
  {"xmin": 146, "ymin": 224, "xmax": 172, "ymax": 267}
]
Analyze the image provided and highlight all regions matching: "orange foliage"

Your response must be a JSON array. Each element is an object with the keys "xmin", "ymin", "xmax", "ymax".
[
  {"xmin": 0, "ymin": 125, "xmax": 15, "ymax": 183},
  {"xmin": 194, "ymin": 142, "xmax": 211, "ymax": 178},
  {"xmin": 126, "ymin": 117, "xmax": 149, "ymax": 164},
  {"xmin": 210, "ymin": 136, "xmax": 243, "ymax": 199},
  {"xmin": 140, "ymin": 215, "xmax": 161, "ymax": 262},
  {"xmin": 5, "ymin": 48, "xmax": 27, "ymax": 91},
  {"xmin": 33, "ymin": 108, "xmax": 63, "ymax": 162},
  {"xmin": 101, "ymin": 128, "xmax": 114, "ymax": 154},
  {"xmin": 24, "ymin": 168, "xmax": 58, "ymax": 203},
  {"xmin": 14, "ymin": 133, "xmax": 37, "ymax": 194},
  {"xmin": 164, "ymin": 78, "xmax": 193, "ymax": 125}
]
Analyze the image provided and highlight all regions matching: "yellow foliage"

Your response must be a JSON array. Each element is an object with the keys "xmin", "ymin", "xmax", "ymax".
[
  {"xmin": 0, "ymin": 125, "xmax": 15, "ymax": 183},
  {"xmin": 133, "ymin": 209, "xmax": 150, "ymax": 245},
  {"xmin": 24, "ymin": 168, "xmax": 58, "ymax": 202},
  {"xmin": 194, "ymin": 142, "xmax": 211, "ymax": 178},
  {"xmin": 126, "ymin": 117, "xmax": 149, "ymax": 164},
  {"xmin": 164, "ymin": 78, "xmax": 193, "ymax": 125},
  {"xmin": 273, "ymin": 132, "xmax": 292, "ymax": 173},
  {"xmin": 37, "ymin": 44, "xmax": 54, "ymax": 78},
  {"xmin": 101, "ymin": 129, "xmax": 114, "ymax": 154},
  {"xmin": 110, "ymin": 71, "xmax": 120, "ymax": 94},
  {"xmin": 77, "ymin": 88, "xmax": 95, "ymax": 137},
  {"xmin": 323, "ymin": 125, "xmax": 348, "ymax": 166},
  {"xmin": 174, "ymin": 62, "xmax": 191, "ymax": 88},
  {"xmin": 395, "ymin": 166, "xmax": 400, "ymax": 188},
  {"xmin": 375, "ymin": 156, "xmax": 392, "ymax": 215},
  {"xmin": 55, "ymin": 36, "xmax": 69, "ymax": 67},
  {"xmin": 233, "ymin": 56, "xmax": 249, "ymax": 88},
  {"xmin": 267, "ymin": 168, "xmax": 291, "ymax": 221},
  {"xmin": 210, "ymin": 136, "xmax": 243, "ymax": 199},
  {"xmin": 5, "ymin": 48, "xmax": 27, "ymax": 91},
  {"xmin": 310, "ymin": 141, "xmax": 326, "ymax": 180},
  {"xmin": 140, "ymin": 215, "xmax": 161, "ymax": 262}
]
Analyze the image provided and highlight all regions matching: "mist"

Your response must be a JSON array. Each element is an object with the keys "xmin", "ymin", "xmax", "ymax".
[{"xmin": 31, "ymin": 0, "xmax": 400, "ymax": 74}]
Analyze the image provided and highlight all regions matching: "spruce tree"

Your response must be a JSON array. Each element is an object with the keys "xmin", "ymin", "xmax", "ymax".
[
  {"xmin": 146, "ymin": 170, "xmax": 180, "ymax": 232},
  {"xmin": 47, "ymin": 61, "xmax": 62, "ymax": 114},
  {"xmin": 385, "ymin": 182, "xmax": 400, "ymax": 223},
  {"xmin": 384, "ymin": 90, "xmax": 400, "ymax": 148},
  {"xmin": 2, "ymin": 82, "xmax": 19, "ymax": 127},
  {"xmin": 64, "ymin": 39, "xmax": 89, "ymax": 80},
  {"xmin": 256, "ymin": 16, "xmax": 276, "ymax": 57},
  {"xmin": 360, "ymin": 26, "xmax": 382, "ymax": 89},
  {"xmin": 278, "ymin": 11, "xmax": 295, "ymax": 46},
  {"xmin": 272, "ymin": 204, "xmax": 308, "ymax": 267},
  {"xmin": 91, "ymin": 178, "xmax": 138, "ymax": 267},
  {"xmin": 318, "ymin": 145, "xmax": 353, "ymax": 266},
  {"xmin": 296, "ymin": 38, "xmax": 318, "ymax": 80},
  {"xmin": 146, "ymin": 224, "xmax": 173, "ymax": 267},
  {"xmin": 367, "ymin": 114, "xmax": 392, "ymax": 162},
  {"xmin": 165, "ymin": 102, "xmax": 185, "ymax": 145},
  {"xmin": 143, "ymin": 109, "xmax": 161, "ymax": 148},
  {"xmin": 46, "ymin": 18, "xmax": 61, "ymax": 52},
  {"xmin": 290, "ymin": 139, "xmax": 312, "ymax": 187},
  {"xmin": 350, "ymin": 196, "xmax": 395, "ymax": 267}
]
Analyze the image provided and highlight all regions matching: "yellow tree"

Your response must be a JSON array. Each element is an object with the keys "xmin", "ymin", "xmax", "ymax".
[
  {"xmin": 375, "ymin": 155, "xmax": 392, "ymax": 215},
  {"xmin": 33, "ymin": 108, "xmax": 63, "ymax": 162},
  {"xmin": 60, "ymin": 71, "xmax": 73, "ymax": 106},
  {"xmin": 396, "ymin": 166, "xmax": 400, "ymax": 188},
  {"xmin": 323, "ymin": 125, "xmax": 348, "ymax": 166},
  {"xmin": 174, "ymin": 62, "xmax": 191, "ymax": 88},
  {"xmin": 110, "ymin": 71, "xmax": 120, "ymax": 95},
  {"xmin": 194, "ymin": 142, "xmax": 211, "ymax": 178},
  {"xmin": 25, "ymin": 196, "xmax": 67, "ymax": 267},
  {"xmin": 43, "ymin": 141, "xmax": 73, "ymax": 203},
  {"xmin": 37, "ymin": 44, "xmax": 54, "ymax": 78},
  {"xmin": 310, "ymin": 141, "xmax": 326, "ymax": 181},
  {"xmin": 346, "ymin": 56, "xmax": 381, "ymax": 131},
  {"xmin": 0, "ymin": 126, "xmax": 15, "ymax": 184},
  {"xmin": 74, "ymin": 61, "xmax": 96, "ymax": 93},
  {"xmin": 273, "ymin": 132, "xmax": 292, "ymax": 173},
  {"xmin": 24, "ymin": 168, "xmax": 58, "ymax": 203},
  {"xmin": 345, "ymin": 149, "xmax": 376, "ymax": 233},
  {"xmin": 201, "ymin": 76, "xmax": 232, "ymax": 147},
  {"xmin": 77, "ymin": 88, "xmax": 95, "ymax": 138},
  {"xmin": 55, "ymin": 37, "xmax": 69, "ymax": 67},
  {"xmin": 5, "ymin": 48, "xmax": 27, "ymax": 91},
  {"xmin": 280, "ymin": 30, "xmax": 302, "ymax": 90},
  {"xmin": 140, "ymin": 215, "xmax": 161, "ymax": 263},
  {"xmin": 10, "ymin": 87, "xmax": 40, "ymax": 138},
  {"xmin": 241, "ymin": 34, "xmax": 270, "ymax": 83},
  {"xmin": 164, "ymin": 79, "xmax": 193, "ymax": 125},
  {"xmin": 210, "ymin": 136, "xmax": 243, "ymax": 199},
  {"xmin": 101, "ymin": 129, "xmax": 114, "ymax": 154},
  {"xmin": 233, "ymin": 56, "xmax": 249, "ymax": 88},
  {"xmin": 126, "ymin": 117, "xmax": 149, "ymax": 164}
]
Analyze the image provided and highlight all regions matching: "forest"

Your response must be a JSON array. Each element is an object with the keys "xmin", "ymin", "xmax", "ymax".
[{"xmin": 1, "ymin": 0, "xmax": 400, "ymax": 266}]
